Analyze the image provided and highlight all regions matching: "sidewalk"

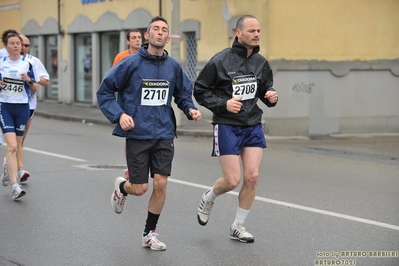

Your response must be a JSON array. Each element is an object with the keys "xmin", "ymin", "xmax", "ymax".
[
  {"xmin": 35, "ymin": 101, "xmax": 399, "ymax": 140},
  {"xmin": 35, "ymin": 101, "xmax": 214, "ymax": 137}
]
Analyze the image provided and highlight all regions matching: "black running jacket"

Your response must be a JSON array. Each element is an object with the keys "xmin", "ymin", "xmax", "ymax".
[{"xmin": 194, "ymin": 37, "xmax": 277, "ymax": 126}]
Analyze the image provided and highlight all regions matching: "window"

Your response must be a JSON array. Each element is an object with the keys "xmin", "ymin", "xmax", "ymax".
[
  {"xmin": 100, "ymin": 32, "xmax": 119, "ymax": 80},
  {"xmin": 44, "ymin": 35, "xmax": 58, "ymax": 100},
  {"xmin": 185, "ymin": 32, "xmax": 197, "ymax": 82},
  {"xmin": 28, "ymin": 36, "xmax": 39, "ymax": 57},
  {"xmin": 75, "ymin": 34, "xmax": 92, "ymax": 102}
]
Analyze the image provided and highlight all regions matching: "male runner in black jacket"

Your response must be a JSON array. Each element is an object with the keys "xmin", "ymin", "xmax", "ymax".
[{"xmin": 194, "ymin": 15, "xmax": 278, "ymax": 243}]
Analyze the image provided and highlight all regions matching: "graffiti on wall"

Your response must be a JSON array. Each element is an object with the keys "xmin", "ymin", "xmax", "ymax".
[{"xmin": 292, "ymin": 82, "xmax": 315, "ymax": 94}]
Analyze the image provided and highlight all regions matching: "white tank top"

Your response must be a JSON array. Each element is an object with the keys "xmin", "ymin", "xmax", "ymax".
[{"xmin": 0, "ymin": 56, "xmax": 32, "ymax": 104}]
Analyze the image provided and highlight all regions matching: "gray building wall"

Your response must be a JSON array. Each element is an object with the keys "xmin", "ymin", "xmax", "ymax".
[{"xmin": 262, "ymin": 60, "xmax": 399, "ymax": 136}]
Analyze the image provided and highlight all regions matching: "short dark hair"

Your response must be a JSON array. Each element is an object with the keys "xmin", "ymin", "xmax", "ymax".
[
  {"xmin": 236, "ymin": 15, "xmax": 257, "ymax": 30},
  {"xmin": 146, "ymin": 16, "xmax": 169, "ymax": 33},
  {"xmin": 126, "ymin": 29, "xmax": 140, "ymax": 40},
  {"xmin": 4, "ymin": 33, "xmax": 22, "ymax": 46},
  {"xmin": 2, "ymin": 29, "xmax": 18, "ymax": 45}
]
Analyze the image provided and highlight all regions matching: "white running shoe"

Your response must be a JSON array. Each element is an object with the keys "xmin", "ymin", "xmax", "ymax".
[
  {"xmin": 18, "ymin": 168, "xmax": 30, "ymax": 183},
  {"xmin": 12, "ymin": 185, "xmax": 26, "ymax": 200},
  {"xmin": 197, "ymin": 190, "xmax": 214, "ymax": 226},
  {"xmin": 111, "ymin": 177, "xmax": 127, "ymax": 214},
  {"xmin": 1, "ymin": 157, "xmax": 9, "ymax": 186},
  {"xmin": 142, "ymin": 230, "xmax": 167, "ymax": 251},
  {"xmin": 230, "ymin": 222, "xmax": 254, "ymax": 243}
]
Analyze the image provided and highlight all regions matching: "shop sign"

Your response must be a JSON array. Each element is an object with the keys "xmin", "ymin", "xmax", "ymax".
[{"xmin": 81, "ymin": 0, "xmax": 105, "ymax": 4}]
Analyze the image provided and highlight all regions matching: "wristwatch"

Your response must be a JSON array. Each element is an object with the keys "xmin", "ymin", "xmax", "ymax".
[{"xmin": 27, "ymin": 78, "xmax": 35, "ymax": 85}]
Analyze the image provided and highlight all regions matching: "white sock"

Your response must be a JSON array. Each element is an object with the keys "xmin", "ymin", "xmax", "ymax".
[
  {"xmin": 206, "ymin": 188, "xmax": 218, "ymax": 202},
  {"xmin": 233, "ymin": 207, "xmax": 249, "ymax": 227}
]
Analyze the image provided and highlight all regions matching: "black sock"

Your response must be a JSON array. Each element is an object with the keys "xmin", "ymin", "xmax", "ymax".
[
  {"xmin": 143, "ymin": 211, "xmax": 160, "ymax": 236},
  {"xmin": 119, "ymin": 181, "xmax": 127, "ymax": 195}
]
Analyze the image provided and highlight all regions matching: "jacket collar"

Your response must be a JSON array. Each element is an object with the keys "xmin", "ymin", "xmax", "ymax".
[
  {"xmin": 232, "ymin": 36, "xmax": 260, "ymax": 58},
  {"xmin": 139, "ymin": 43, "xmax": 169, "ymax": 61}
]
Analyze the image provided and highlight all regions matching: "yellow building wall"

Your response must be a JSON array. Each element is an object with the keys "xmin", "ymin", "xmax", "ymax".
[
  {"xmin": 268, "ymin": 0, "xmax": 399, "ymax": 60},
  {"xmin": 62, "ymin": 1, "xmax": 151, "ymax": 22},
  {"xmin": 182, "ymin": 0, "xmax": 399, "ymax": 61},
  {"xmin": 19, "ymin": 0, "xmax": 57, "ymax": 26},
  {"xmin": 1, "ymin": 0, "xmax": 398, "ymax": 61},
  {"xmin": 0, "ymin": 0, "xmax": 21, "ymax": 45},
  {"xmin": 180, "ymin": 0, "xmax": 271, "ymax": 61}
]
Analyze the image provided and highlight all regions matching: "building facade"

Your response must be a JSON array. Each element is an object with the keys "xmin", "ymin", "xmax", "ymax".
[{"xmin": 0, "ymin": 0, "xmax": 398, "ymax": 136}]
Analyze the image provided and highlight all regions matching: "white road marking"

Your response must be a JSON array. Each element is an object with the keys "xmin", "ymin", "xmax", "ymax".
[
  {"xmin": 18, "ymin": 145, "xmax": 398, "ymax": 231},
  {"xmin": 168, "ymin": 177, "xmax": 399, "ymax": 231},
  {"xmin": 23, "ymin": 147, "xmax": 86, "ymax": 162}
]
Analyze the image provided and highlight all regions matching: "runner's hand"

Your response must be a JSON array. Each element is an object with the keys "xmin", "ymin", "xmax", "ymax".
[
  {"xmin": 119, "ymin": 113, "xmax": 135, "ymax": 130},
  {"xmin": 265, "ymin": 91, "xmax": 278, "ymax": 103},
  {"xmin": 227, "ymin": 97, "xmax": 242, "ymax": 113},
  {"xmin": 189, "ymin": 109, "xmax": 202, "ymax": 121}
]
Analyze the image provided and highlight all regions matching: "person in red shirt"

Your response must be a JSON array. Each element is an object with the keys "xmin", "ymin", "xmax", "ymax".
[
  {"xmin": 112, "ymin": 29, "xmax": 142, "ymax": 66},
  {"xmin": 112, "ymin": 29, "xmax": 143, "ymax": 178}
]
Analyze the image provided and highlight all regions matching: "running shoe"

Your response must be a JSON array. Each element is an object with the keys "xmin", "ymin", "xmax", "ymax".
[
  {"xmin": 18, "ymin": 168, "xmax": 30, "ymax": 183},
  {"xmin": 111, "ymin": 176, "xmax": 127, "ymax": 214},
  {"xmin": 12, "ymin": 185, "xmax": 26, "ymax": 200},
  {"xmin": 230, "ymin": 222, "xmax": 255, "ymax": 243},
  {"xmin": 197, "ymin": 190, "xmax": 214, "ymax": 226},
  {"xmin": 1, "ymin": 157, "xmax": 9, "ymax": 186},
  {"xmin": 142, "ymin": 230, "xmax": 167, "ymax": 251}
]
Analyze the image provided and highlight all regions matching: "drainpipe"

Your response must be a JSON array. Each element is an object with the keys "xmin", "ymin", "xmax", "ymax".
[
  {"xmin": 171, "ymin": 0, "xmax": 181, "ymax": 126},
  {"xmin": 57, "ymin": 0, "xmax": 64, "ymax": 103},
  {"xmin": 58, "ymin": 0, "xmax": 64, "ymax": 36}
]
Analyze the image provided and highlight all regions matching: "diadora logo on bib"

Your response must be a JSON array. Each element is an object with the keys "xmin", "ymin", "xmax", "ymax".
[
  {"xmin": 143, "ymin": 81, "xmax": 169, "ymax": 87},
  {"xmin": 81, "ymin": 0, "xmax": 105, "ymax": 4},
  {"xmin": 233, "ymin": 76, "xmax": 256, "ymax": 83}
]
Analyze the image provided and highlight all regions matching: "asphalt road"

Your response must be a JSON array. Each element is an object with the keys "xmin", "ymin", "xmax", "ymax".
[{"xmin": 0, "ymin": 116, "xmax": 398, "ymax": 266}]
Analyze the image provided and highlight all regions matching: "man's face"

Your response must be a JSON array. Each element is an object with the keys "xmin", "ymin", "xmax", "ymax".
[
  {"xmin": 146, "ymin": 20, "xmax": 170, "ymax": 49},
  {"xmin": 21, "ymin": 37, "xmax": 30, "ymax": 55},
  {"xmin": 237, "ymin": 18, "xmax": 261, "ymax": 49},
  {"xmin": 127, "ymin": 31, "xmax": 142, "ymax": 50}
]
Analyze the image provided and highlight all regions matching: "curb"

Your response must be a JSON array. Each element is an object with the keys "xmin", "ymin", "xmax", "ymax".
[
  {"xmin": 35, "ymin": 111, "xmax": 112, "ymax": 127},
  {"xmin": 35, "ymin": 111, "xmax": 399, "ymax": 140},
  {"xmin": 35, "ymin": 111, "xmax": 214, "ymax": 137}
]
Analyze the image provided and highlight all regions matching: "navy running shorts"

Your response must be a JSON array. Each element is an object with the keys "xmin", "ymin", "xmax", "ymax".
[
  {"xmin": 0, "ymin": 102, "xmax": 30, "ymax": 136},
  {"xmin": 212, "ymin": 123, "xmax": 266, "ymax": 156}
]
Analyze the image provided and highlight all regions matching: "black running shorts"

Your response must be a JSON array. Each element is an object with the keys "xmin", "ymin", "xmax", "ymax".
[{"xmin": 126, "ymin": 139, "xmax": 174, "ymax": 184}]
